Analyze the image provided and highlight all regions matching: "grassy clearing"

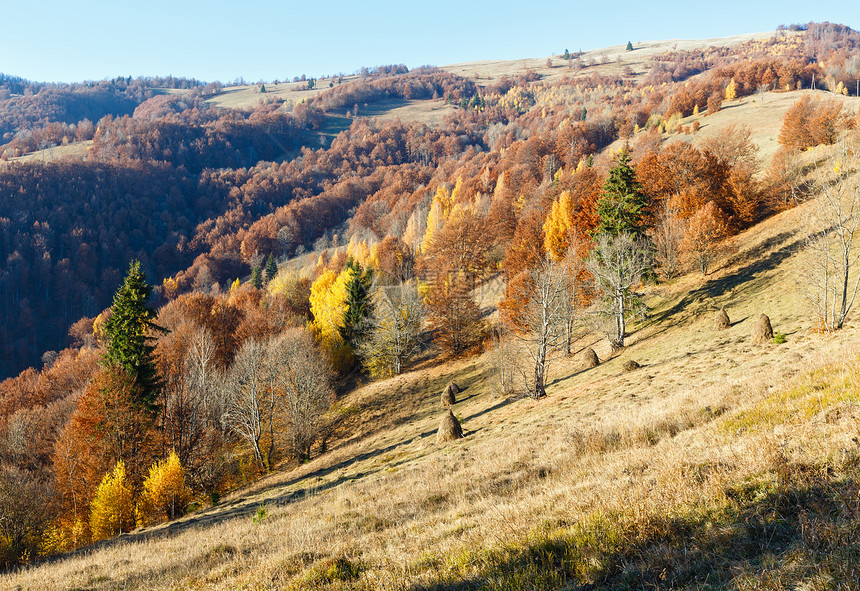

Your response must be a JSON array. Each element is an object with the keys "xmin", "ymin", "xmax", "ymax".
[{"xmin": 0, "ymin": 140, "xmax": 92, "ymax": 167}]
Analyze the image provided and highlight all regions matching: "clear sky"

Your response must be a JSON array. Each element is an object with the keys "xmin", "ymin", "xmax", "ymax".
[{"xmin": 0, "ymin": 0, "xmax": 856, "ymax": 84}]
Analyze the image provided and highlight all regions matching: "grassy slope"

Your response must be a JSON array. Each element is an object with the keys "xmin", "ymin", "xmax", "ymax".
[{"xmin": 8, "ymin": 169, "xmax": 860, "ymax": 589}]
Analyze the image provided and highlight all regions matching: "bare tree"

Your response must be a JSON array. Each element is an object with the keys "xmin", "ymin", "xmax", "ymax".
[
  {"xmin": 508, "ymin": 258, "xmax": 571, "ymax": 398},
  {"xmin": 269, "ymin": 329, "xmax": 335, "ymax": 462},
  {"xmin": 800, "ymin": 143, "xmax": 860, "ymax": 331},
  {"xmin": 0, "ymin": 465, "xmax": 54, "ymax": 567},
  {"xmin": 587, "ymin": 232, "xmax": 653, "ymax": 349},
  {"xmin": 222, "ymin": 339, "xmax": 275, "ymax": 470},
  {"xmin": 559, "ymin": 239, "xmax": 589, "ymax": 355},
  {"xmin": 358, "ymin": 282, "xmax": 424, "ymax": 377},
  {"xmin": 488, "ymin": 326, "xmax": 519, "ymax": 398}
]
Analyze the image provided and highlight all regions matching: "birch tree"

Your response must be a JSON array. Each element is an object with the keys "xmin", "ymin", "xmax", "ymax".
[
  {"xmin": 800, "ymin": 145, "xmax": 860, "ymax": 331},
  {"xmin": 507, "ymin": 259, "xmax": 570, "ymax": 399},
  {"xmin": 587, "ymin": 232, "xmax": 653, "ymax": 349},
  {"xmin": 222, "ymin": 339, "xmax": 275, "ymax": 470}
]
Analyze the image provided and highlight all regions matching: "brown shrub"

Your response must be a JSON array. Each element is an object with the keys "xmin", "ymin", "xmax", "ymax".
[
  {"xmin": 581, "ymin": 347, "xmax": 600, "ymax": 369},
  {"xmin": 752, "ymin": 313, "xmax": 774, "ymax": 344},
  {"xmin": 437, "ymin": 410, "xmax": 464, "ymax": 443},
  {"xmin": 715, "ymin": 308, "xmax": 731, "ymax": 330},
  {"xmin": 441, "ymin": 382, "xmax": 459, "ymax": 407}
]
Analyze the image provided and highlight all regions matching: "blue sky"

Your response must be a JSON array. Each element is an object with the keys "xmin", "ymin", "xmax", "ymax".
[{"xmin": 0, "ymin": 1, "xmax": 856, "ymax": 83}]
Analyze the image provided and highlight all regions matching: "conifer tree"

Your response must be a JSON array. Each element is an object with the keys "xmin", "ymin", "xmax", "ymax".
[
  {"xmin": 250, "ymin": 265, "xmax": 263, "ymax": 289},
  {"xmin": 102, "ymin": 260, "xmax": 162, "ymax": 410},
  {"xmin": 626, "ymin": 41, "xmax": 634, "ymax": 51},
  {"xmin": 340, "ymin": 258, "xmax": 374, "ymax": 349},
  {"xmin": 594, "ymin": 149, "xmax": 648, "ymax": 238},
  {"xmin": 264, "ymin": 254, "xmax": 278, "ymax": 284}
]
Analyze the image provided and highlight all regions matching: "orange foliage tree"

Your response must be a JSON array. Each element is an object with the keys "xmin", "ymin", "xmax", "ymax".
[
  {"xmin": 681, "ymin": 201, "xmax": 729, "ymax": 275},
  {"xmin": 779, "ymin": 96, "xmax": 850, "ymax": 150}
]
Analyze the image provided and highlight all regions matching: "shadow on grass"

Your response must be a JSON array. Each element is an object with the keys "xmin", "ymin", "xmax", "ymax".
[
  {"xmin": 407, "ymin": 460, "xmax": 860, "ymax": 590},
  {"xmin": 641, "ymin": 229, "xmax": 804, "ymax": 344}
]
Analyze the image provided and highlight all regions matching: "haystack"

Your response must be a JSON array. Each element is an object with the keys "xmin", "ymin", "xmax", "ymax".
[
  {"xmin": 437, "ymin": 410, "xmax": 464, "ymax": 443},
  {"xmin": 714, "ymin": 307, "xmax": 730, "ymax": 330},
  {"xmin": 581, "ymin": 347, "xmax": 600, "ymax": 369},
  {"xmin": 441, "ymin": 382, "xmax": 460, "ymax": 407},
  {"xmin": 752, "ymin": 313, "xmax": 774, "ymax": 344},
  {"xmin": 622, "ymin": 359, "xmax": 641, "ymax": 372}
]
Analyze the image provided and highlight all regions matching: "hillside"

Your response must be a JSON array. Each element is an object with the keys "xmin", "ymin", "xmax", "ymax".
[
  {"xmin": 4, "ymin": 22, "xmax": 860, "ymax": 589},
  {"xmin": 5, "ymin": 160, "xmax": 860, "ymax": 588}
]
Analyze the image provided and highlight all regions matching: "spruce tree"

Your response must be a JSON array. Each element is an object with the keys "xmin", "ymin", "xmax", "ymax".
[
  {"xmin": 264, "ymin": 254, "xmax": 278, "ymax": 284},
  {"xmin": 594, "ymin": 149, "xmax": 648, "ymax": 238},
  {"xmin": 626, "ymin": 41, "xmax": 634, "ymax": 51},
  {"xmin": 250, "ymin": 265, "xmax": 263, "ymax": 289},
  {"xmin": 339, "ymin": 258, "xmax": 374, "ymax": 349},
  {"xmin": 102, "ymin": 260, "xmax": 163, "ymax": 410}
]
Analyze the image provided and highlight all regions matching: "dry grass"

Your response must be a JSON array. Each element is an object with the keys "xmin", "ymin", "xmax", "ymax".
[{"xmin": 204, "ymin": 79, "xmax": 351, "ymax": 110}]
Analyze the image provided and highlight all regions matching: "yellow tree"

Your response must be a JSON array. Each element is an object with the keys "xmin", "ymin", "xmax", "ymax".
[
  {"xmin": 421, "ymin": 184, "xmax": 452, "ymax": 252},
  {"xmin": 136, "ymin": 451, "xmax": 192, "ymax": 526},
  {"xmin": 725, "ymin": 78, "xmax": 738, "ymax": 101},
  {"xmin": 309, "ymin": 268, "xmax": 350, "ymax": 349},
  {"xmin": 89, "ymin": 461, "xmax": 135, "ymax": 541},
  {"xmin": 346, "ymin": 236, "xmax": 379, "ymax": 270},
  {"xmin": 543, "ymin": 191, "xmax": 574, "ymax": 260}
]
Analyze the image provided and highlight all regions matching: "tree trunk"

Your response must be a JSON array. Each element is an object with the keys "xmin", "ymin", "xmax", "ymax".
[{"xmin": 533, "ymin": 339, "xmax": 547, "ymax": 399}]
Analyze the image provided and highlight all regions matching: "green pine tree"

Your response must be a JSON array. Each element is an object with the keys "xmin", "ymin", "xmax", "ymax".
[
  {"xmin": 264, "ymin": 254, "xmax": 278, "ymax": 284},
  {"xmin": 626, "ymin": 41, "xmax": 634, "ymax": 51},
  {"xmin": 594, "ymin": 149, "xmax": 648, "ymax": 238},
  {"xmin": 580, "ymin": 107, "xmax": 587, "ymax": 121},
  {"xmin": 339, "ymin": 258, "xmax": 374, "ymax": 349},
  {"xmin": 250, "ymin": 265, "xmax": 263, "ymax": 289},
  {"xmin": 563, "ymin": 49, "xmax": 570, "ymax": 60},
  {"xmin": 101, "ymin": 260, "xmax": 164, "ymax": 410}
]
